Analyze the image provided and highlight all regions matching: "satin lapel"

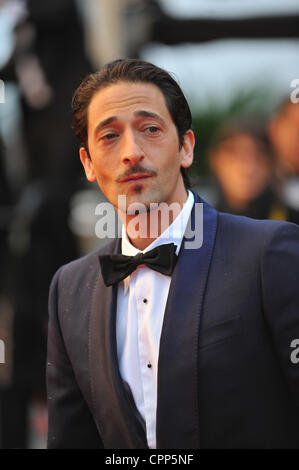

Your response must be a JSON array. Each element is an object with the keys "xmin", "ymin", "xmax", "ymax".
[
  {"xmin": 156, "ymin": 192, "xmax": 218, "ymax": 449},
  {"xmin": 89, "ymin": 238, "xmax": 147, "ymax": 449}
]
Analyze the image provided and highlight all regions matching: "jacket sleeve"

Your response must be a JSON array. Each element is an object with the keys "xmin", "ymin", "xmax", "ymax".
[
  {"xmin": 47, "ymin": 267, "xmax": 104, "ymax": 449},
  {"xmin": 261, "ymin": 222, "xmax": 299, "ymax": 407}
]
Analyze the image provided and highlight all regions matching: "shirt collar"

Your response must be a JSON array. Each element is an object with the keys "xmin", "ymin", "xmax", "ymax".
[{"xmin": 121, "ymin": 190, "xmax": 194, "ymax": 294}]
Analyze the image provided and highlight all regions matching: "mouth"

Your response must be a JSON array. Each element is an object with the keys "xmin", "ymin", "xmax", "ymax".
[{"xmin": 118, "ymin": 173, "xmax": 153, "ymax": 183}]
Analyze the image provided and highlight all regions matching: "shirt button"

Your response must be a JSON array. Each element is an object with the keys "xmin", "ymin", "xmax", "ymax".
[
  {"xmin": 147, "ymin": 362, "xmax": 152, "ymax": 368},
  {"xmin": 143, "ymin": 298, "xmax": 148, "ymax": 304}
]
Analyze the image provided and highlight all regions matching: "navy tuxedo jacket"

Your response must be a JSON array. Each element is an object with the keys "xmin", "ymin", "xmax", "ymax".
[{"xmin": 47, "ymin": 191, "xmax": 299, "ymax": 449}]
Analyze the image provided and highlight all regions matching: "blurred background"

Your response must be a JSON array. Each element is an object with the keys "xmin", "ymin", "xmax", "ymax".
[{"xmin": 0, "ymin": 0, "xmax": 299, "ymax": 449}]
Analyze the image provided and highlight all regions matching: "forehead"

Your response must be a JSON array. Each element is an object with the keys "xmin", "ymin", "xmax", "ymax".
[
  {"xmin": 218, "ymin": 133, "xmax": 266, "ymax": 153},
  {"xmin": 278, "ymin": 102, "xmax": 299, "ymax": 123},
  {"xmin": 285, "ymin": 103, "xmax": 299, "ymax": 122},
  {"xmin": 87, "ymin": 81, "xmax": 172, "ymax": 130},
  {"xmin": 218, "ymin": 133, "xmax": 256, "ymax": 148}
]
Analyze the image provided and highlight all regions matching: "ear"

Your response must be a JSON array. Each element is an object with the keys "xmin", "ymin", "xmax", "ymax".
[
  {"xmin": 79, "ymin": 147, "xmax": 96, "ymax": 182},
  {"xmin": 180, "ymin": 130, "xmax": 195, "ymax": 169}
]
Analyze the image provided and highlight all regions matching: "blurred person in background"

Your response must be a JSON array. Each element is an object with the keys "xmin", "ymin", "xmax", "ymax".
[
  {"xmin": 209, "ymin": 116, "xmax": 299, "ymax": 224},
  {"xmin": 268, "ymin": 99, "xmax": 299, "ymax": 215},
  {"xmin": 0, "ymin": 0, "xmax": 91, "ymax": 448}
]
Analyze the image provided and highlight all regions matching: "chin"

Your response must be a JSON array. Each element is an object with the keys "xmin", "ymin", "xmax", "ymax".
[{"xmin": 126, "ymin": 200, "xmax": 150, "ymax": 215}]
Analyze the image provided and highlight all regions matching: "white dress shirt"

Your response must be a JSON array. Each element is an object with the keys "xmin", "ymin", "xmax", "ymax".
[{"xmin": 116, "ymin": 190, "xmax": 194, "ymax": 449}]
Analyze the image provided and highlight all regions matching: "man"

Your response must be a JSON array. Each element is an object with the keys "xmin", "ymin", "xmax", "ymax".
[
  {"xmin": 47, "ymin": 59, "xmax": 299, "ymax": 449},
  {"xmin": 209, "ymin": 116, "xmax": 275, "ymax": 219},
  {"xmin": 268, "ymin": 99, "xmax": 299, "ymax": 178},
  {"xmin": 209, "ymin": 115, "xmax": 299, "ymax": 224},
  {"xmin": 268, "ymin": 99, "xmax": 299, "ymax": 224}
]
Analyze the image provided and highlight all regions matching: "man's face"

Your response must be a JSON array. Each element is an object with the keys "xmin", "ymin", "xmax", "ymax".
[
  {"xmin": 210, "ymin": 134, "xmax": 272, "ymax": 209},
  {"xmin": 80, "ymin": 81, "xmax": 194, "ymax": 214}
]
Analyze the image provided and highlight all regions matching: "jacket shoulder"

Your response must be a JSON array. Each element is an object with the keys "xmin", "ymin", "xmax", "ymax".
[
  {"xmin": 217, "ymin": 210, "xmax": 298, "ymax": 244},
  {"xmin": 212, "ymin": 210, "xmax": 299, "ymax": 268},
  {"xmin": 51, "ymin": 238, "xmax": 118, "ymax": 292}
]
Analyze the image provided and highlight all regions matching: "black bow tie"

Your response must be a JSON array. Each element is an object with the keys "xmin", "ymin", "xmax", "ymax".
[{"xmin": 98, "ymin": 243, "xmax": 178, "ymax": 287}]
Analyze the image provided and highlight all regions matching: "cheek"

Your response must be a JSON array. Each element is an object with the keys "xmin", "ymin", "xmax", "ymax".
[
  {"xmin": 91, "ymin": 164, "xmax": 110, "ymax": 192},
  {"xmin": 214, "ymin": 158, "xmax": 234, "ymax": 182},
  {"xmin": 93, "ymin": 157, "xmax": 114, "ymax": 180},
  {"xmin": 159, "ymin": 144, "xmax": 181, "ymax": 170}
]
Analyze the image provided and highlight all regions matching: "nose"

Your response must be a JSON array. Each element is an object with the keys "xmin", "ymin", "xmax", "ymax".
[{"xmin": 121, "ymin": 129, "xmax": 144, "ymax": 166}]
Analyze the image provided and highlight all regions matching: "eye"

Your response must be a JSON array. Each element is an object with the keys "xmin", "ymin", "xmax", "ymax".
[
  {"xmin": 144, "ymin": 126, "xmax": 161, "ymax": 134},
  {"xmin": 101, "ymin": 132, "xmax": 119, "ymax": 142}
]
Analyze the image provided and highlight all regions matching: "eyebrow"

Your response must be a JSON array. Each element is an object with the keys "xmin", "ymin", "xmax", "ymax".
[
  {"xmin": 93, "ymin": 116, "xmax": 117, "ymax": 137},
  {"xmin": 133, "ymin": 110, "xmax": 165, "ymax": 123},
  {"xmin": 93, "ymin": 110, "xmax": 165, "ymax": 137}
]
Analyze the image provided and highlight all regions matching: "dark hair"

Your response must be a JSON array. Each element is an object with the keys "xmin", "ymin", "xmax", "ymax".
[{"xmin": 71, "ymin": 59, "xmax": 192, "ymax": 189}]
